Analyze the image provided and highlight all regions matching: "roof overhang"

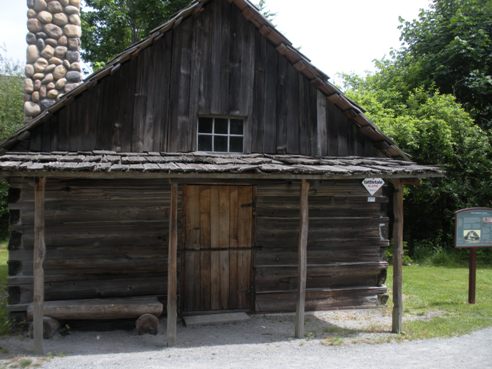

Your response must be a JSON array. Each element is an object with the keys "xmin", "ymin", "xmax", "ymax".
[{"xmin": 0, "ymin": 152, "xmax": 444, "ymax": 180}]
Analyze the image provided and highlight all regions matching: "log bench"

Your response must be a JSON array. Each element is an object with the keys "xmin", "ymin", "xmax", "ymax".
[{"xmin": 27, "ymin": 296, "xmax": 163, "ymax": 338}]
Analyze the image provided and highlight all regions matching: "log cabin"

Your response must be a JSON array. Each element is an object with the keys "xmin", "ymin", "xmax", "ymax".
[{"xmin": 0, "ymin": 0, "xmax": 442, "ymax": 351}]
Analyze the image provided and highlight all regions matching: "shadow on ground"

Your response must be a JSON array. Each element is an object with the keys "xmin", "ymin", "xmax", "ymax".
[{"xmin": 0, "ymin": 311, "xmax": 392, "ymax": 359}]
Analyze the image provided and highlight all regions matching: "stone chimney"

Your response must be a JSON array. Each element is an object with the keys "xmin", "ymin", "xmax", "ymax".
[{"xmin": 24, "ymin": 0, "xmax": 82, "ymax": 118}]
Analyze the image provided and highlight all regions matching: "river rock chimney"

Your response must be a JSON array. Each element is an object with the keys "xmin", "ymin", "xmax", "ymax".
[{"xmin": 24, "ymin": 0, "xmax": 82, "ymax": 118}]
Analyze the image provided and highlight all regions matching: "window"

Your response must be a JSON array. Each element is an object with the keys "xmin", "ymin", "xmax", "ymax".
[{"xmin": 197, "ymin": 117, "xmax": 244, "ymax": 153}]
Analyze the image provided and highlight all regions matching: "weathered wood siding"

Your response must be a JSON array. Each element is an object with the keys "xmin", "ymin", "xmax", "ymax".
[
  {"xmin": 254, "ymin": 181, "xmax": 389, "ymax": 312},
  {"xmin": 7, "ymin": 178, "xmax": 173, "ymax": 314},
  {"xmin": 16, "ymin": 0, "xmax": 380, "ymax": 157},
  {"xmin": 8, "ymin": 178, "xmax": 388, "ymax": 316}
]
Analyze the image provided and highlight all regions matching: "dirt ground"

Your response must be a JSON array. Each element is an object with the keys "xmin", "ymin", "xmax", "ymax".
[{"xmin": 0, "ymin": 309, "xmax": 490, "ymax": 369}]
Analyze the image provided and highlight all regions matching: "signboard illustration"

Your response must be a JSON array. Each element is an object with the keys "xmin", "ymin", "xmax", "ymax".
[
  {"xmin": 455, "ymin": 208, "xmax": 492, "ymax": 248},
  {"xmin": 362, "ymin": 178, "xmax": 385, "ymax": 196}
]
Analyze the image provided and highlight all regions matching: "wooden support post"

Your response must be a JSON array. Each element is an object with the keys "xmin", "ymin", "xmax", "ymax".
[
  {"xmin": 468, "ymin": 249, "xmax": 477, "ymax": 304},
  {"xmin": 167, "ymin": 183, "xmax": 178, "ymax": 347},
  {"xmin": 295, "ymin": 180, "xmax": 309, "ymax": 338},
  {"xmin": 33, "ymin": 177, "xmax": 46, "ymax": 354},
  {"xmin": 391, "ymin": 179, "xmax": 404, "ymax": 334}
]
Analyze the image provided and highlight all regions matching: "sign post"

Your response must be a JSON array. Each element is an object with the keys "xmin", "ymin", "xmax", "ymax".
[{"xmin": 455, "ymin": 208, "xmax": 492, "ymax": 304}]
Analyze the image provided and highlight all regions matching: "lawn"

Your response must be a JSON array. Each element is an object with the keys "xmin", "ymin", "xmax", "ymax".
[{"xmin": 388, "ymin": 264, "xmax": 492, "ymax": 340}]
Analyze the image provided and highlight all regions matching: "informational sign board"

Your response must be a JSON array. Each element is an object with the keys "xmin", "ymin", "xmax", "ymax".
[
  {"xmin": 455, "ymin": 208, "xmax": 492, "ymax": 248},
  {"xmin": 362, "ymin": 178, "xmax": 385, "ymax": 196}
]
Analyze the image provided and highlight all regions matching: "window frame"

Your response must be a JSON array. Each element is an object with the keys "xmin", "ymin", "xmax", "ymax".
[{"xmin": 197, "ymin": 116, "xmax": 245, "ymax": 154}]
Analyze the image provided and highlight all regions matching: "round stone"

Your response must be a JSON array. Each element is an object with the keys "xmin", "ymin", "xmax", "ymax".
[
  {"xmin": 26, "ymin": 45, "xmax": 39, "ymax": 64},
  {"xmin": 34, "ymin": 58, "xmax": 48, "ymax": 72},
  {"xmin": 25, "ymin": 64, "xmax": 35, "ymax": 77},
  {"xmin": 58, "ymin": 0, "xmax": 69, "ymax": 6},
  {"xmin": 32, "ymin": 91, "xmax": 40, "ymax": 103},
  {"xmin": 66, "ymin": 70, "xmax": 80, "ymax": 82},
  {"xmin": 33, "ymin": 73, "xmax": 45, "ymax": 81},
  {"xmin": 66, "ymin": 50, "xmax": 79, "ymax": 63},
  {"xmin": 26, "ymin": 33, "xmax": 37, "ymax": 44},
  {"xmin": 34, "ymin": 79, "xmax": 42, "ymax": 90},
  {"xmin": 47, "ymin": 0, "xmax": 63, "ymax": 13},
  {"xmin": 27, "ymin": 0, "xmax": 34, "ymax": 8},
  {"xmin": 63, "ymin": 60, "xmax": 70, "ymax": 69},
  {"xmin": 64, "ymin": 82, "xmax": 79, "ymax": 92},
  {"xmin": 49, "ymin": 57, "xmax": 62, "ymax": 65},
  {"xmin": 39, "ymin": 85, "xmax": 47, "ymax": 98},
  {"xmin": 63, "ymin": 24, "xmax": 81, "ymax": 38},
  {"xmin": 69, "ymin": 0, "xmax": 80, "ymax": 6},
  {"xmin": 36, "ymin": 39, "xmax": 45, "ymax": 51},
  {"xmin": 44, "ymin": 24, "xmax": 63, "ymax": 39},
  {"xmin": 36, "ymin": 32, "xmax": 47, "ymax": 39},
  {"xmin": 25, "ymin": 101, "xmax": 41, "ymax": 116},
  {"xmin": 58, "ymin": 35, "xmax": 67, "ymax": 46},
  {"xmin": 45, "ymin": 64, "xmax": 56, "ymax": 73},
  {"xmin": 41, "ymin": 45, "xmax": 55, "ymax": 59},
  {"xmin": 40, "ymin": 99, "xmax": 55, "ymax": 109},
  {"xmin": 68, "ymin": 14, "xmax": 80, "ymax": 25},
  {"xmin": 47, "ymin": 89, "xmax": 59, "ymax": 99},
  {"xmin": 37, "ymin": 10, "xmax": 53, "ymax": 23},
  {"xmin": 42, "ymin": 73, "xmax": 54, "ymax": 84},
  {"xmin": 53, "ymin": 64, "xmax": 66, "ymax": 80},
  {"xmin": 55, "ymin": 78, "xmax": 66, "ymax": 89},
  {"xmin": 47, "ymin": 82, "xmax": 56, "ymax": 90},
  {"xmin": 27, "ymin": 9, "xmax": 37, "ymax": 18},
  {"xmin": 53, "ymin": 12, "xmax": 68, "ymax": 27},
  {"xmin": 69, "ymin": 62, "xmax": 81, "ymax": 71},
  {"xmin": 45, "ymin": 38, "xmax": 57, "ymax": 47},
  {"xmin": 33, "ymin": 0, "xmax": 47, "ymax": 12},
  {"xmin": 64, "ymin": 5, "xmax": 79, "ymax": 14},
  {"xmin": 54, "ymin": 46, "xmax": 67, "ymax": 58},
  {"xmin": 24, "ymin": 79, "xmax": 34, "ymax": 94},
  {"xmin": 27, "ymin": 18, "xmax": 42, "ymax": 33},
  {"xmin": 67, "ymin": 37, "xmax": 80, "ymax": 50}
]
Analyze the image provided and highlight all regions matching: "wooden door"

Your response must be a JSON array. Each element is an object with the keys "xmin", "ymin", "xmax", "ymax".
[{"xmin": 183, "ymin": 185, "xmax": 253, "ymax": 313}]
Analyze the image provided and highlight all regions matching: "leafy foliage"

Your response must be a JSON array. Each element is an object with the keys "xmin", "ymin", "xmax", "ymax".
[
  {"xmin": 344, "ymin": 74, "xmax": 492, "ymax": 251},
  {"xmin": 390, "ymin": 0, "xmax": 492, "ymax": 129},
  {"xmin": 81, "ymin": 0, "xmax": 190, "ymax": 69},
  {"xmin": 0, "ymin": 48, "xmax": 24, "ymax": 239}
]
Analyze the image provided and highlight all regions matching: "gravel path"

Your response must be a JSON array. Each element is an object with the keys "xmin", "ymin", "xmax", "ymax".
[{"xmin": 0, "ymin": 310, "xmax": 490, "ymax": 369}]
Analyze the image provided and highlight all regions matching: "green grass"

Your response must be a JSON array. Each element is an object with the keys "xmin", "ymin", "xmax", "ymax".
[{"xmin": 388, "ymin": 265, "xmax": 492, "ymax": 340}]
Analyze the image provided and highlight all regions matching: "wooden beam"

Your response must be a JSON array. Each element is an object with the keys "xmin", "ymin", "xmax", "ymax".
[
  {"xmin": 391, "ymin": 179, "xmax": 404, "ymax": 334},
  {"xmin": 33, "ymin": 177, "xmax": 46, "ymax": 354},
  {"xmin": 167, "ymin": 183, "xmax": 178, "ymax": 346},
  {"xmin": 295, "ymin": 180, "xmax": 310, "ymax": 338}
]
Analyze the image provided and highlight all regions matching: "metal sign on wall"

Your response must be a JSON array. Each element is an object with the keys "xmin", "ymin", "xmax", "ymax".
[
  {"xmin": 362, "ymin": 178, "xmax": 385, "ymax": 196},
  {"xmin": 455, "ymin": 208, "xmax": 492, "ymax": 248}
]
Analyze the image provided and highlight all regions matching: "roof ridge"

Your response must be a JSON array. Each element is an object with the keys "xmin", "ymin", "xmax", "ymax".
[{"xmin": 1, "ymin": 0, "xmax": 408, "ymax": 160}]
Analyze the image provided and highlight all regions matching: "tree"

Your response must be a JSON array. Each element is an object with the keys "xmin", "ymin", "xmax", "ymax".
[
  {"xmin": 0, "ymin": 47, "xmax": 24, "ymax": 239},
  {"xmin": 82, "ymin": 0, "xmax": 190, "ymax": 69},
  {"xmin": 344, "ymin": 73, "xmax": 492, "ymax": 254},
  {"xmin": 394, "ymin": 0, "xmax": 492, "ymax": 129}
]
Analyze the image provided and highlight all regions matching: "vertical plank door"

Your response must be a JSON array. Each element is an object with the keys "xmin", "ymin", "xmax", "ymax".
[{"xmin": 183, "ymin": 185, "xmax": 253, "ymax": 313}]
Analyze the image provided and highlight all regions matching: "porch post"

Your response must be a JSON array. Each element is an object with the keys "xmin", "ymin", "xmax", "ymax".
[
  {"xmin": 295, "ymin": 179, "xmax": 309, "ymax": 338},
  {"xmin": 391, "ymin": 179, "xmax": 404, "ymax": 333},
  {"xmin": 167, "ymin": 183, "xmax": 178, "ymax": 346},
  {"xmin": 33, "ymin": 177, "xmax": 46, "ymax": 354}
]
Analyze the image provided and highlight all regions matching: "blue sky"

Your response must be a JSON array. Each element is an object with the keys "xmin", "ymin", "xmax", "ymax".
[{"xmin": 0, "ymin": 0, "xmax": 429, "ymax": 82}]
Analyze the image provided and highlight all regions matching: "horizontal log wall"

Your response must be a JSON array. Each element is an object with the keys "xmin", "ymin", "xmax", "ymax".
[
  {"xmin": 254, "ymin": 181, "xmax": 389, "ymax": 312},
  {"xmin": 8, "ymin": 177, "xmax": 389, "ymax": 316},
  {"xmin": 17, "ymin": 0, "xmax": 380, "ymax": 157},
  {"xmin": 7, "ymin": 178, "xmax": 174, "ymax": 314}
]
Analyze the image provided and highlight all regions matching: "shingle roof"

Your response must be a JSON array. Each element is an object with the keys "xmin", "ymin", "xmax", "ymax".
[
  {"xmin": 0, "ymin": 152, "xmax": 443, "ymax": 179},
  {"xmin": 2, "ymin": 0, "xmax": 406, "ymax": 159}
]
